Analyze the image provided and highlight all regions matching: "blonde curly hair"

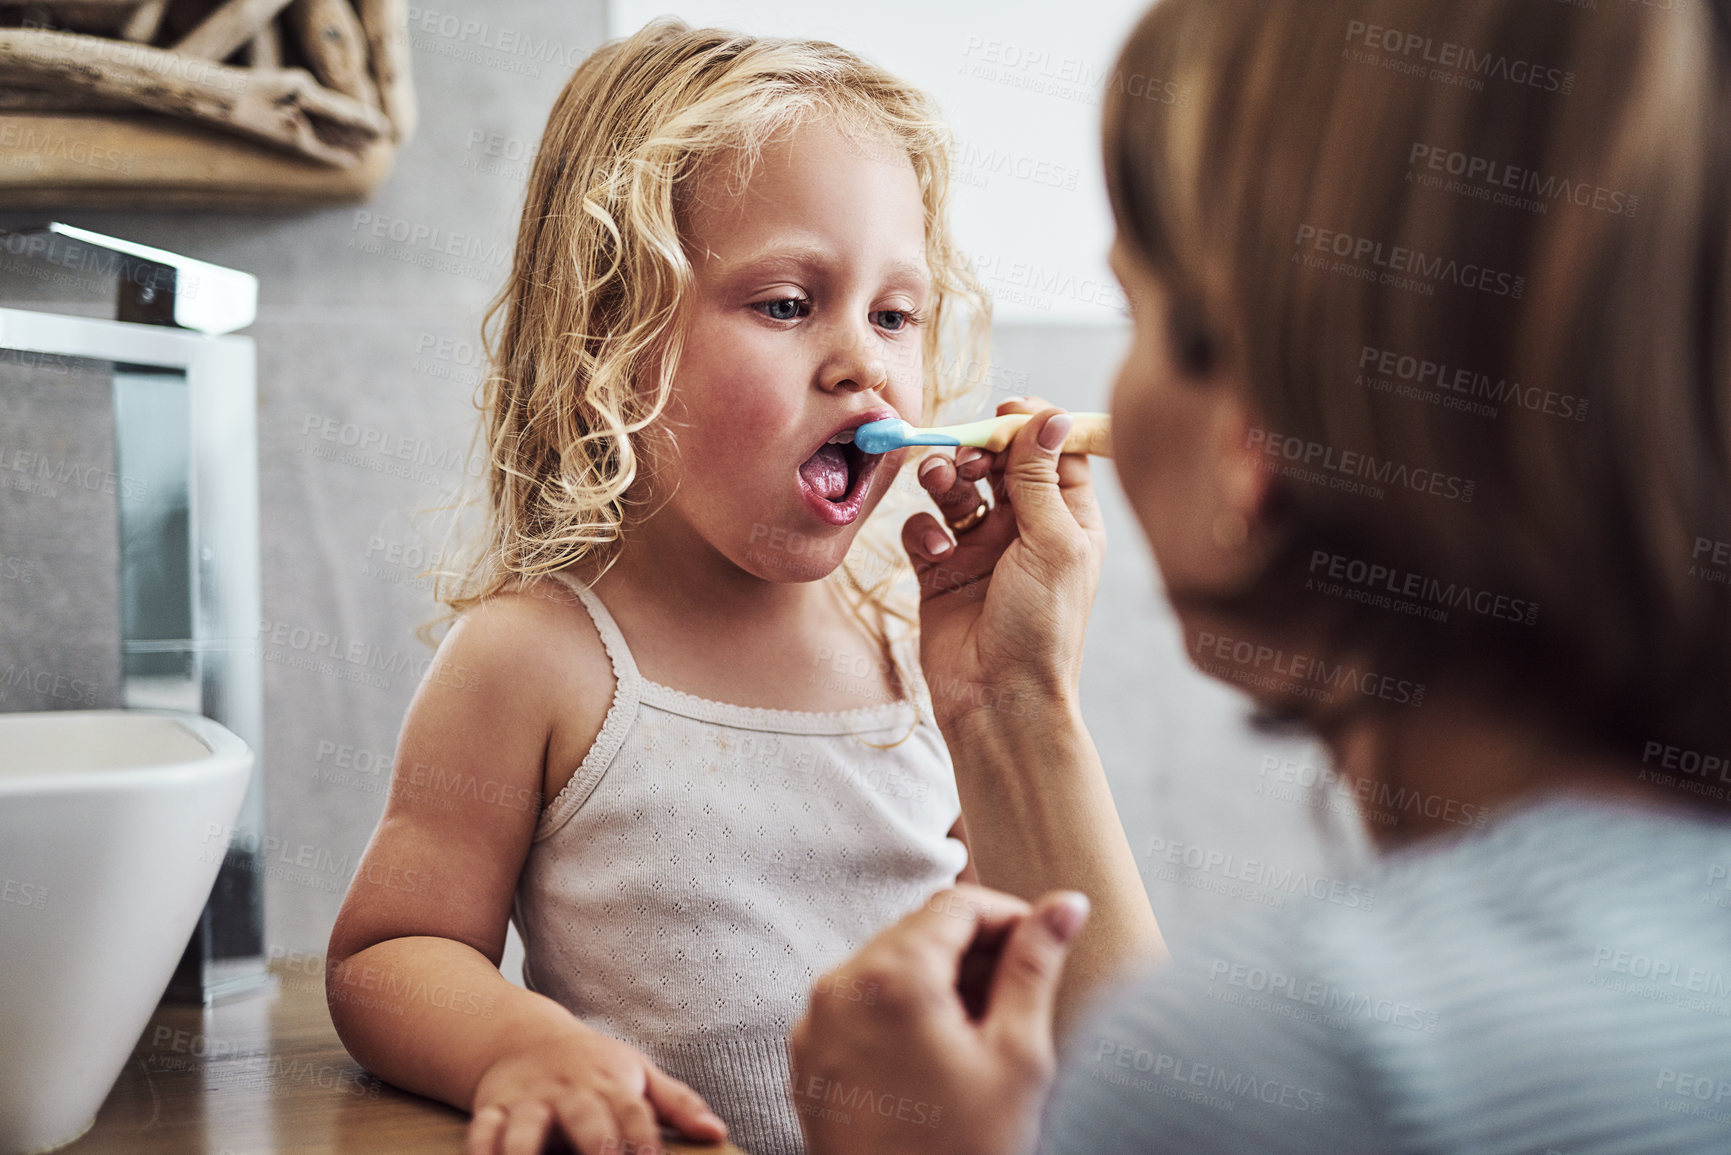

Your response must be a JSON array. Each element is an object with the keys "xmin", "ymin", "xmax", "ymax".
[{"xmin": 430, "ymin": 19, "xmax": 991, "ymax": 710}]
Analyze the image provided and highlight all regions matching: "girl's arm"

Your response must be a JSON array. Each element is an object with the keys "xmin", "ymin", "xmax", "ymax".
[{"xmin": 326, "ymin": 593, "xmax": 727, "ymax": 1155}]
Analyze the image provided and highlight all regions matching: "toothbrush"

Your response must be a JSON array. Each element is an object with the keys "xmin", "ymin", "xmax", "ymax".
[{"xmin": 841, "ymin": 412, "xmax": 1113, "ymax": 458}]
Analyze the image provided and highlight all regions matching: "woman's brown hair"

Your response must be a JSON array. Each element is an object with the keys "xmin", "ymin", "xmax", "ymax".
[{"xmin": 1105, "ymin": 0, "xmax": 1731, "ymax": 764}]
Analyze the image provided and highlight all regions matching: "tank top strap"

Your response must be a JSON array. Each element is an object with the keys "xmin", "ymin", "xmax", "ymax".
[
  {"xmin": 895, "ymin": 630, "xmax": 936, "ymax": 723},
  {"xmin": 535, "ymin": 570, "xmax": 647, "ymax": 839},
  {"xmin": 545, "ymin": 570, "xmax": 645, "ymax": 691},
  {"xmin": 547, "ymin": 569, "xmax": 923, "ymax": 737}
]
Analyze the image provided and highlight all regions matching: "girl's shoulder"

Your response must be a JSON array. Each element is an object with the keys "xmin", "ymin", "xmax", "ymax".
[
  {"xmin": 458, "ymin": 576, "xmax": 618, "ymax": 803},
  {"xmin": 434, "ymin": 576, "xmax": 615, "ymax": 722},
  {"xmin": 462, "ymin": 572, "xmax": 611, "ymax": 673}
]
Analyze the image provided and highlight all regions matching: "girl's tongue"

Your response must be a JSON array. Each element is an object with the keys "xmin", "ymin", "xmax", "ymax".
[{"xmin": 799, "ymin": 443, "xmax": 850, "ymax": 500}]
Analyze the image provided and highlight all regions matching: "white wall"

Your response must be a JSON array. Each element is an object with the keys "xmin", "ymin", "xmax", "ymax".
[{"xmin": 608, "ymin": 0, "xmax": 1151, "ymax": 324}]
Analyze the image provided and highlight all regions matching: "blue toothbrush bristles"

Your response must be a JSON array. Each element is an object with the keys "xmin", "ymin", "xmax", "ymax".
[{"xmin": 852, "ymin": 418, "xmax": 913, "ymax": 455}]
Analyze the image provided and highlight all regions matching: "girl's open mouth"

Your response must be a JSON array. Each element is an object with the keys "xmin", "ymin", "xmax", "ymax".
[{"xmin": 797, "ymin": 438, "xmax": 878, "ymax": 526}]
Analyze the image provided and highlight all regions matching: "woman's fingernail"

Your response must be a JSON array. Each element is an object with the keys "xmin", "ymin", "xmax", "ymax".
[
  {"xmin": 923, "ymin": 528, "xmax": 952, "ymax": 556},
  {"xmin": 1042, "ymin": 892, "xmax": 1091, "ymax": 943},
  {"xmin": 1038, "ymin": 413, "xmax": 1074, "ymax": 451},
  {"xmin": 918, "ymin": 455, "xmax": 946, "ymax": 481},
  {"xmin": 955, "ymin": 447, "xmax": 983, "ymax": 467},
  {"xmin": 1002, "ymin": 395, "xmax": 1026, "ymax": 405}
]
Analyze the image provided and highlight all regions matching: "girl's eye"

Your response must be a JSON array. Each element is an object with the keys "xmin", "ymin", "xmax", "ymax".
[
  {"xmin": 872, "ymin": 309, "xmax": 916, "ymax": 332},
  {"xmin": 756, "ymin": 297, "xmax": 809, "ymax": 322}
]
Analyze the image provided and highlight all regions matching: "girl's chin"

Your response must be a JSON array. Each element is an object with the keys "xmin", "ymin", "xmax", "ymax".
[{"xmin": 736, "ymin": 516, "xmax": 856, "ymax": 582}]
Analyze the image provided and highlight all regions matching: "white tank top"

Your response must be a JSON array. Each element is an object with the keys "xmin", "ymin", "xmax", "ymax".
[{"xmin": 512, "ymin": 575, "xmax": 969, "ymax": 1155}]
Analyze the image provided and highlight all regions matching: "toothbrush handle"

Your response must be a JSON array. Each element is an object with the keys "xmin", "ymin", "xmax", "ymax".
[{"xmin": 979, "ymin": 412, "xmax": 1112, "ymax": 458}]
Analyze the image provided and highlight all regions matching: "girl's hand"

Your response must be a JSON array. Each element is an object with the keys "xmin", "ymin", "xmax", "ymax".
[
  {"xmin": 466, "ymin": 1021, "xmax": 728, "ymax": 1155},
  {"xmin": 789, "ymin": 883, "xmax": 1091, "ymax": 1155},
  {"xmin": 901, "ymin": 397, "xmax": 1107, "ymax": 731}
]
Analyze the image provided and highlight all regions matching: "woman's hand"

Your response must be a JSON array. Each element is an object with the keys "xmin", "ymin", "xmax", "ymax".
[
  {"xmin": 789, "ymin": 883, "xmax": 1091, "ymax": 1155},
  {"xmin": 901, "ymin": 397, "xmax": 1107, "ymax": 732},
  {"xmin": 466, "ymin": 1020, "xmax": 727, "ymax": 1155}
]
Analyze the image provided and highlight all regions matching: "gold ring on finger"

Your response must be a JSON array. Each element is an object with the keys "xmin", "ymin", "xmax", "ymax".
[{"xmin": 946, "ymin": 501, "xmax": 990, "ymax": 534}]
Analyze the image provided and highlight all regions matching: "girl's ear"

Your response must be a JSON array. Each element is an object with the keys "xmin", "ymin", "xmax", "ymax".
[{"xmin": 1205, "ymin": 384, "xmax": 1272, "ymax": 556}]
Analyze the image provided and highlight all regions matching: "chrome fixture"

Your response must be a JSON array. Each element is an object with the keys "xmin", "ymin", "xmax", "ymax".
[{"xmin": 0, "ymin": 223, "xmax": 268, "ymax": 1004}]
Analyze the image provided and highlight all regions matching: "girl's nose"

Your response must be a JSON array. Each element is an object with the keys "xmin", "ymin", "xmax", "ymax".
[{"xmin": 818, "ymin": 327, "xmax": 890, "ymax": 394}]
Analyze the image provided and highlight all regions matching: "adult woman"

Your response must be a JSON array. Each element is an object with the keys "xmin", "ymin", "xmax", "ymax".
[{"xmin": 790, "ymin": 0, "xmax": 1731, "ymax": 1152}]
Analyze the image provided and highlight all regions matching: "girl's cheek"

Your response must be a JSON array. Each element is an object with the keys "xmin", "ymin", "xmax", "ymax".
[{"xmin": 890, "ymin": 368, "xmax": 924, "ymax": 416}]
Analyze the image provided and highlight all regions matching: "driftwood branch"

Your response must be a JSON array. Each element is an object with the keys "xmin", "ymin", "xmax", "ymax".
[
  {"xmin": 356, "ymin": 0, "xmax": 412, "ymax": 140},
  {"xmin": 173, "ymin": 0, "xmax": 294, "ymax": 61},
  {"xmin": 284, "ymin": 0, "xmax": 375, "ymax": 107},
  {"xmin": 0, "ymin": 0, "xmax": 150, "ymax": 36},
  {"xmin": 246, "ymin": 17, "xmax": 278, "ymax": 67},
  {"xmin": 0, "ymin": 2, "xmax": 150, "ymax": 14},
  {"xmin": 0, "ymin": 28, "xmax": 390, "ymax": 166},
  {"xmin": 118, "ymin": 0, "xmax": 165, "ymax": 41},
  {"xmin": 0, "ymin": 84, "xmax": 133, "ymax": 112}
]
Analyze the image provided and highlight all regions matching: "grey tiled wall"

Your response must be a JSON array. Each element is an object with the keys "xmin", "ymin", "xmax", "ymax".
[{"xmin": 0, "ymin": 350, "xmax": 121, "ymax": 713}]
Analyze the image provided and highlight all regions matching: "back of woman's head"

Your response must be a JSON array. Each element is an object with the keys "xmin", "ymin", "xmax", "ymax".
[
  {"xmin": 1106, "ymin": 0, "xmax": 1731, "ymax": 760},
  {"xmin": 440, "ymin": 19, "xmax": 986, "ymax": 622}
]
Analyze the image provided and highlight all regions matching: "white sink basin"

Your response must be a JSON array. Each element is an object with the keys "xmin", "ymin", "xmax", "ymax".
[{"xmin": 0, "ymin": 710, "xmax": 253, "ymax": 1155}]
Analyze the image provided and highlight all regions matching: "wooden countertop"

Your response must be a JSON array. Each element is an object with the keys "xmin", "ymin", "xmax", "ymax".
[{"xmin": 65, "ymin": 963, "xmax": 750, "ymax": 1154}]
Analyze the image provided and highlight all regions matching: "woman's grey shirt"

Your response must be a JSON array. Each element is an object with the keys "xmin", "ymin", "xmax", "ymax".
[{"xmin": 1040, "ymin": 794, "xmax": 1731, "ymax": 1153}]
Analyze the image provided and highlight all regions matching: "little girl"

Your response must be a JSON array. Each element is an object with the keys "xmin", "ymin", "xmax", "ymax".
[{"xmin": 327, "ymin": 19, "xmax": 995, "ymax": 1155}]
